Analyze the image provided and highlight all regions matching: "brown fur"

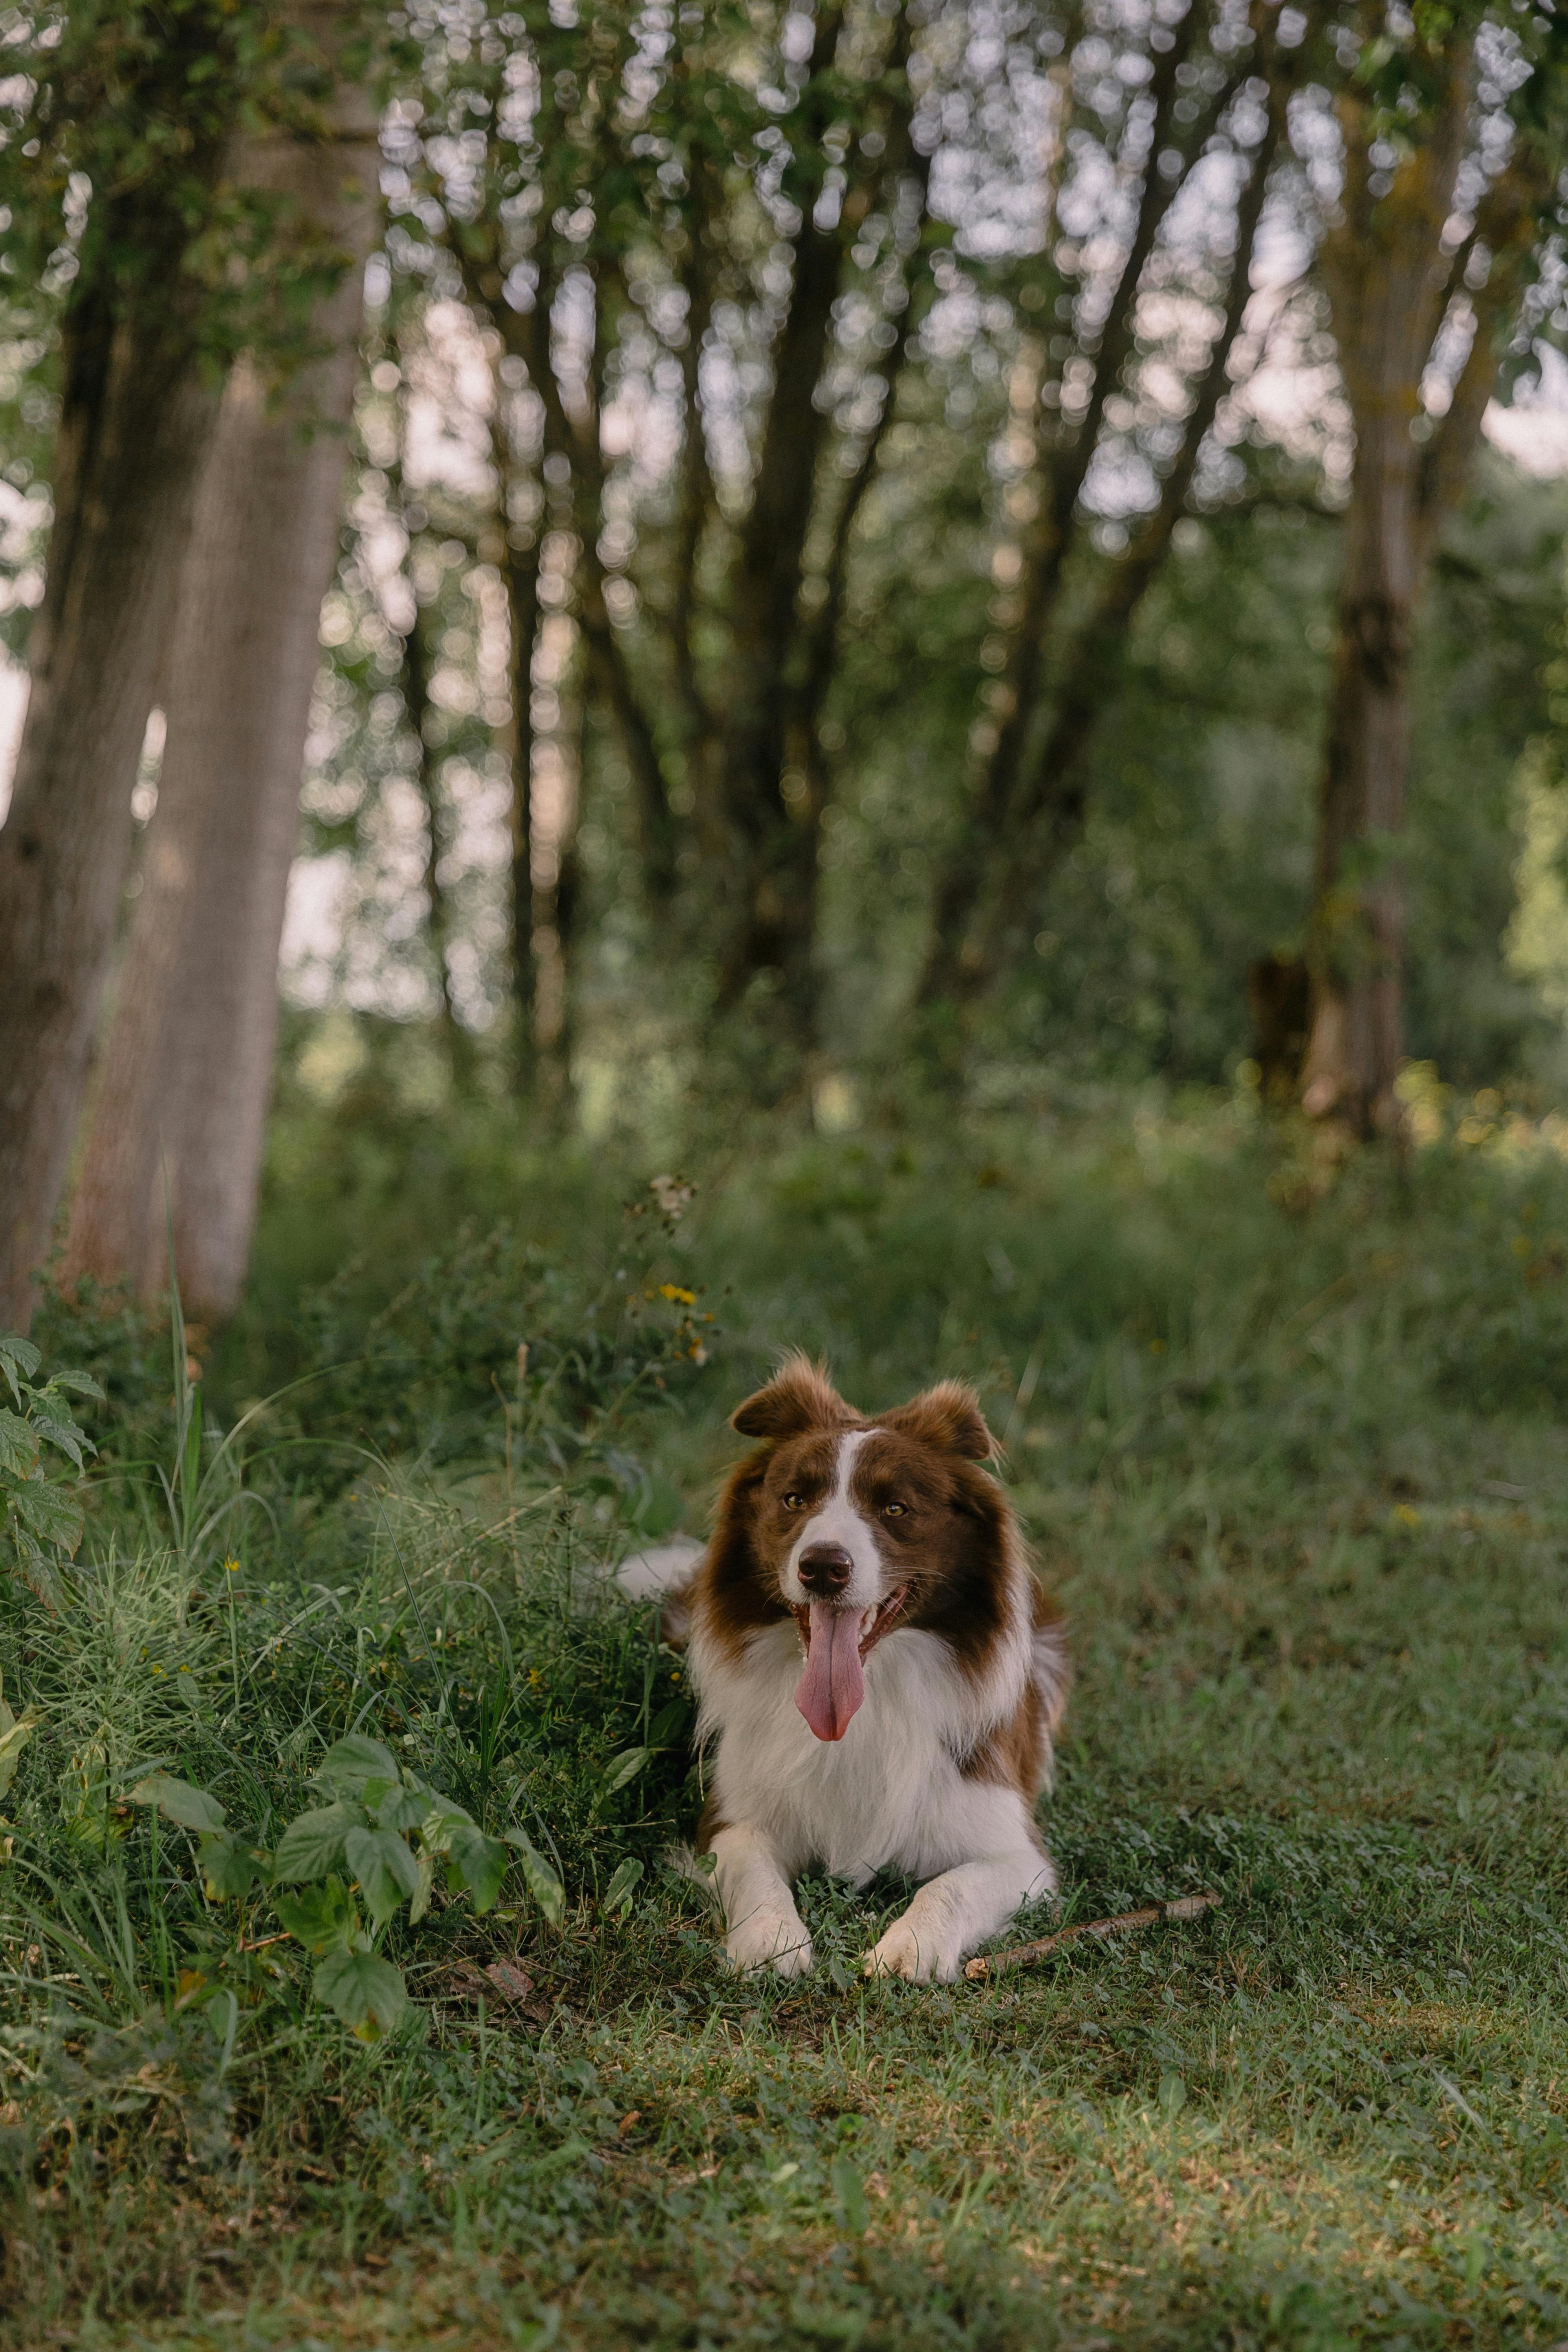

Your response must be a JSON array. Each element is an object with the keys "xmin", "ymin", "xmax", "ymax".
[
  {"xmin": 691, "ymin": 1360, "xmax": 1066, "ymax": 1807},
  {"xmin": 958, "ymin": 1584, "xmax": 1067, "ymax": 1792}
]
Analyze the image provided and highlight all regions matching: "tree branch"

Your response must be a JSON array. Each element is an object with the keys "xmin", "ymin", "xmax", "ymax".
[
  {"xmin": 795, "ymin": 128, "xmax": 934, "ymax": 775},
  {"xmin": 919, "ymin": 0, "xmax": 1246, "ymax": 1010},
  {"xmin": 979, "ymin": 81, "xmax": 1287, "ymax": 967},
  {"xmin": 1418, "ymin": 159, "xmax": 1551, "ymax": 555}
]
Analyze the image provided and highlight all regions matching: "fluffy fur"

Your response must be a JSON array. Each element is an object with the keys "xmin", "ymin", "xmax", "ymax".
[{"xmin": 668, "ymin": 1353, "xmax": 1070, "ymax": 1982}]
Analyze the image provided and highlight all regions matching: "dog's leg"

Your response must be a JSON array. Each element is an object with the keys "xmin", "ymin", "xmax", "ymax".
[
  {"xmin": 865, "ymin": 1843, "xmax": 1055, "ymax": 1985},
  {"xmin": 710, "ymin": 1822, "xmax": 813, "ymax": 1977}
]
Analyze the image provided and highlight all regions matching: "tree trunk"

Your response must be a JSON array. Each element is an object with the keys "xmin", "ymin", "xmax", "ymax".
[
  {"xmin": 536, "ymin": 664, "xmax": 585, "ymax": 1118},
  {"xmin": 0, "ymin": 283, "xmax": 221, "ymax": 1330},
  {"xmin": 401, "ymin": 547, "xmax": 472, "ymax": 1087},
  {"xmin": 499, "ymin": 519, "xmax": 543, "ymax": 1097},
  {"xmin": 61, "ymin": 58, "xmax": 379, "ymax": 1321},
  {"xmin": 1299, "ymin": 64, "xmax": 1473, "ymax": 1139},
  {"xmin": 1298, "ymin": 428, "xmax": 1421, "ymax": 1137},
  {"xmin": 706, "ymin": 0, "xmax": 923, "ymax": 1079}
]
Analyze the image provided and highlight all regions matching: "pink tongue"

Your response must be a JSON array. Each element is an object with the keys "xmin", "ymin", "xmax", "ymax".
[{"xmin": 795, "ymin": 1604, "xmax": 866, "ymax": 1742}]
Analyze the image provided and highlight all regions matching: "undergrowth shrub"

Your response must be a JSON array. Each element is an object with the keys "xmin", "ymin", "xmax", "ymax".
[
  {"xmin": 0, "ymin": 1331, "xmax": 102, "ymax": 1598},
  {"xmin": 222, "ymin": 1204, "xmax": 716, "ymax": 1530},
  {"xmin": 0, "ymin": 1278, "xmax": 704, "ymax": 2268},
  {"xmin": 28, "ymin": 1271, "xmax": 172, "ymax": 1475}
]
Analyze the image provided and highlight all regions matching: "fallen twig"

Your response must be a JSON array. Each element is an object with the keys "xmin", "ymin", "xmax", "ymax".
[{"xmin": 965, "ymin": 1889, "xmax": 1221, "ymax": 1981}]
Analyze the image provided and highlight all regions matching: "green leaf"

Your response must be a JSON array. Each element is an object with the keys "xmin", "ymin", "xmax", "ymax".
[
  {"xmin": 315, "ymin": 1733, "xmax": 401, "ymax": 1798},
  {"xmin": 313, "ymin": 1947, "xmax": 412, "ymax": 2042},
  {"xmin": 0, "ymin": 1713, "xmax": 37, "ymax": 1803},
  {"xmin": 274, "ymin": 1877, "xmax": 359, "ymax": 1956},
  {"xmin": 344, "ymin": 1825, "xmax": 421, "ymax": 1928},
  {"xmin": 47, "ymin": 1371, "xmax": 105, "ymax": 1401},
  {"xmin": 376, "ymin": 1783, "xmax": 428, "ymax": 1833},
  {"xmin": 31, "ymin": 1412, "xmax": 92, "ymax": 1469},
  {"xmin": 602, "ymin": 1747, "xmax": 650, "ymax": 1797},
  {"xmin": 0, "ymin": 1410, "xmax": 39, "ymax": 1480},
  {"xmin": 418, "ymin": 1798, "xmax": 477, "ymax": 1847},
  {"xmin": 409, "ymin": 1844, "xmax": 436, "ymax": 1925},
  {"xmin": 603, "ymin": 1856, "xmax": 643, "ymax": 1917},
  {"xmin": 8, "ymin": 1476, "xmax": 83, "ymax": 1556},
  {"xmin": 196, "ymin": 1827, "xmax": 270, "ymax": 1902},
  {"xmin": 130, "ymin": 1773, "xmax": 227, "ymax": 1832},
  {"xmin": 647, "ymin": 1699, "xmax": 689, "ymax": 1747},
  {"xmin": 442, "ymin": 1821, "xmax": 508, "ymax": 1914},
  {"xmin": 503, "ymin": 1827, "xmax": 565, "ymax": 1926},
  {"xmin": 274, "ymin": 1800, "xmax": 361, "ymax": 1880},
  {"xmin": 416, "ymin": 1804, "xmax": 470, "ymax": 1863},
  {"xmin": 0, "ymin": 1335, "xmax": 41, "ymax": 1396}
]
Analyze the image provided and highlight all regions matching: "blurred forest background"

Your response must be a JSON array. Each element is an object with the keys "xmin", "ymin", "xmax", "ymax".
[{"xmin": 6, "ymin": 0, "xmax": 1568, "ymax": 1329}]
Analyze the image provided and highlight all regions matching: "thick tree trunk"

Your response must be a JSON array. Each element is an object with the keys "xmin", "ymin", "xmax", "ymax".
[
  {"xmin": 1298, "ymin": 424, "xmax": 1419, "ymax": 1137},
  {"xmin": 61, "ymin": 64, "xmax": 378, "ymax": 1321},
  {"xmin": 0, "ymin": 286, "xmax": 220, "ymax": 1329},
  {"xmin": 1299, "ymin": 67, "xmax": 1472, "ymax": 1139}
]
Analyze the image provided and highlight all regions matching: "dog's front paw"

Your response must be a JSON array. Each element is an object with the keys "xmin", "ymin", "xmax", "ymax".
[
  {"xmin": 863, "ymin": 1912, "xmax": 962, "ymax": 1984},
  {"xmin": 724, "ymin": 1909, "xmax": 814, "ymax": 1977}
]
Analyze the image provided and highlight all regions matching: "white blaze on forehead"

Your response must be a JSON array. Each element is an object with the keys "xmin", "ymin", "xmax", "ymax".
[{"xmin": 783, "ymin": 1427, "xmax": 886, "ymax": 1611}]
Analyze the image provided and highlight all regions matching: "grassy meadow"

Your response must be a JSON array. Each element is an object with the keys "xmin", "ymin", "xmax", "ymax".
[{"xmin": 4, "ymin": 1077, "xmax": 1568, "ymax": 2350}]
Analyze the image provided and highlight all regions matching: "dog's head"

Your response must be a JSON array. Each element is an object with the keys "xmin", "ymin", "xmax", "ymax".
[{"xmin": 700, "ymin": 1353, "xmax": 1018, "ymax": 1741}]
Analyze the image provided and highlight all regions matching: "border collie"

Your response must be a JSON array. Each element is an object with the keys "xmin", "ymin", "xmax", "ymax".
[{"xmin": 641, "ymin": 1354, "xmax": 1070, "ymax": 1983}]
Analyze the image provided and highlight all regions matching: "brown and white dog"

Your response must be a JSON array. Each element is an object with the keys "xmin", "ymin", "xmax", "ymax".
[{"xmin": 648, "ymin": 1354, "xmax": 1069, "ymax": 1982}]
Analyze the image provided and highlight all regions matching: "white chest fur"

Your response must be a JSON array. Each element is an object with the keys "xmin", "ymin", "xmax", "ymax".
[{"xmin": 691, "ymin": 1615, "xmax": 1035, "ymax": 1884}]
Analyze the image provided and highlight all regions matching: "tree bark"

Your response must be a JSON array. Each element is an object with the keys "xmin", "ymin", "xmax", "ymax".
[
  {"xmin": 60, "ymin": 48, "xmax": 379, "ymax": 1320},
  {"xmin": 710, "ymin": 1, "xmax": 922, "ymax": 1076},
  {"xmin": 383, "ymin": 370, "xmax": 470, "ymax": 1087},
  {"xmin": 1300, "ymin": 59, "xmax": 1474, "ymax": 1139},
  {"xmin": 498, "ymin": 505, "xmax": 544, "ymax": 1099},
  {"xmin": 401, "ymin": 563, "xmax": 471, "ymax": 1087},
  {"xmin": 0, "ymin": 287, "xmax": 220, "ymax": 1329}
]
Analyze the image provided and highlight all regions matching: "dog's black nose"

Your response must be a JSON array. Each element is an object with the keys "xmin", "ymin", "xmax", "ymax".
[{"xmin": 798, "ymin": 1543, "xmax": 853, "ymax": 1593}]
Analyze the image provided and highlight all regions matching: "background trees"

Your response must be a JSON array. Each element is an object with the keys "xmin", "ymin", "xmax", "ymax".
[
  {"xmin": 3, "ymin": 0, "xmax": 1568, "ymax": 1324},
  {"xmin": 0, "ymin": 0, "xmax": 384, "ymax": 1327},
  {"xmin": 0, "ymin": 0, "xmax": 253, "ymax": 1326},
  {"xmin": 61, "ymin": 20, "xmax": 381, "ymax": 1322},
  {"xmin": 1298, "ymin": 3, "xmax": 1568, "ymax": 1139}
]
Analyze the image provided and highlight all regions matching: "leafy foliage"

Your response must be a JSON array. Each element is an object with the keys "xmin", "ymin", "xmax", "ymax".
[
  {"xmin": 0, "ymin": 1332, "xmax": 101, "ymax": 1591},
  {"xmin": 0, "ymin": 0, "xmax": 380, "ymax": 363},
  {"xmin": 131, "ymin": 1730, "xmax": 558, "ymax": 2041}
]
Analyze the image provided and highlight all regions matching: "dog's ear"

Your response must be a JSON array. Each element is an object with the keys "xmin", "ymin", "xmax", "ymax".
[
  {"xmin": 884, "ymin": 1380, "xmax": 998, "ymax": 1462},
  {"xmin": 731, "ymin": 1351, "xmax": 851, "ymax": 1441}
]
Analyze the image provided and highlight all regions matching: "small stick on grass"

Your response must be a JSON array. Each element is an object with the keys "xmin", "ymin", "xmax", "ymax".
[{"xmin": 965, "ymin": 1890, "xmax": 1221, "ymax": 1981}]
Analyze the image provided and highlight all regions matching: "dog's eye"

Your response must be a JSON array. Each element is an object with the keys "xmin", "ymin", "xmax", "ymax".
[
  {"xmin": 882, "ymin": 1501, "xmax": 908, "ymax": 1519},
  {"xmin": 782, "ymin": 1491, "xmax": 806, "ymax": 1511}
]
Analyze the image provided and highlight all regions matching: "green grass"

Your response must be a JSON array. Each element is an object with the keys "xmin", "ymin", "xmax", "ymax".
[{"xmin": 6, "ymin": 1089, "xmax": 1568, "ymax": 2349}]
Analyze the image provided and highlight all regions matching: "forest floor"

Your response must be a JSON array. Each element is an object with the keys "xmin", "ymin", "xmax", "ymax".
[{"xmin": 4, "ymin": 1081, "xmax": 1568, "ymax": 2351}]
